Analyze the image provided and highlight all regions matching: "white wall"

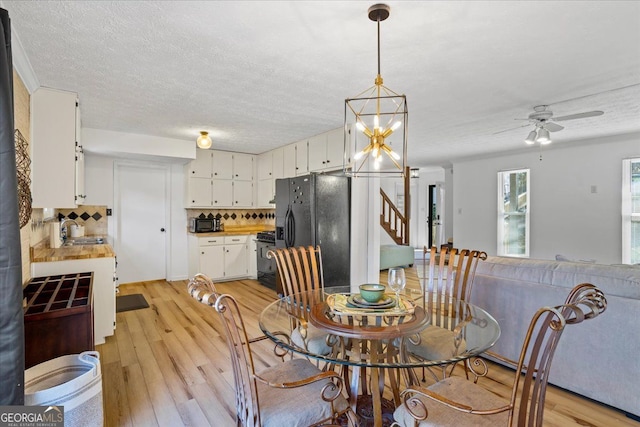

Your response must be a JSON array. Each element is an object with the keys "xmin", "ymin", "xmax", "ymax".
[
  {"xmin": 83, "ymin": 128, "xmax": 196, "ymax": 161},
  {"xmin": 452, "ymin": 132, "xmax": 640, "ymax": 264},
  {"xmin": 84, "ymin": 153, "xmax": 189, "ymax": 281}
]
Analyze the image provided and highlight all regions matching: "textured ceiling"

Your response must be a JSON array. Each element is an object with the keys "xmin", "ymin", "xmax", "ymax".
[{"xmin": 3, "ymin": 1, "xmax": 640, "ymax": 167}]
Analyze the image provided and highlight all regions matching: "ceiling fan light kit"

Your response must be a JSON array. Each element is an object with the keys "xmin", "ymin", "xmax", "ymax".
[
  {"xmin": 498, "ymin": 104, "xmax": 605, "ymax": 146},
  {"xmin": 344, "ymin": 3, "xmax": 408, "ymax": 178}
]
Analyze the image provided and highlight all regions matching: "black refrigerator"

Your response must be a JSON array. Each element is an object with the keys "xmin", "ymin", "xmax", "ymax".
[{"xmin": 275, "ymin": 174, "xmax": 350, "ymax": 288}]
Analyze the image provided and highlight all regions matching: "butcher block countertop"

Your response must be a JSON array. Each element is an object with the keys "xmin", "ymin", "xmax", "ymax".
[
  {"xmin": 188, "ymin": 224, "xmax": 274, "ymax": 238},
  {"xmin": 31, "ymin": 237, "xmax": 116, "ymax": 263}
]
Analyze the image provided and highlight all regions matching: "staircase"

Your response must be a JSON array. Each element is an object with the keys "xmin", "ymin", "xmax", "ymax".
[{"xmin": 380, "ymin": 167, "xmax": 411, "ymax": 245}]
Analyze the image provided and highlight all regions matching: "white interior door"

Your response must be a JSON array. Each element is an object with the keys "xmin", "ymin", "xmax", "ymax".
[{"xmin": 115, "ymin": 162, "xmax": 168, "ymax": 284}]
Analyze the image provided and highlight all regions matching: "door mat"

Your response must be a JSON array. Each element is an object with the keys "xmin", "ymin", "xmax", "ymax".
[{"xmin": 116, "ymin": 294, "xmax": 149, "ymax": 313}]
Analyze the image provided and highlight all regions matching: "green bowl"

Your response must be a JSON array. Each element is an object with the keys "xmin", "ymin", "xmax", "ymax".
[{"xmin": 359, "ymin": 284, "xmax": 386, "ymax": 303}]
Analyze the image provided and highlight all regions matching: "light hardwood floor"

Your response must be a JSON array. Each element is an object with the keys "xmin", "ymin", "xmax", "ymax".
[{"xmin": 99, "ymin": 271, "xmax": 639, "ymax": 427}]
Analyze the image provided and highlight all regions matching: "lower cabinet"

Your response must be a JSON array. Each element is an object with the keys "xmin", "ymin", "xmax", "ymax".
[
  {"xmin": 188, "ymin": 234, "xmax": 253, "ymax": 281},
  {"xmin": 31, "ymin": 256, "xmax": 116, "ymax": 345}
]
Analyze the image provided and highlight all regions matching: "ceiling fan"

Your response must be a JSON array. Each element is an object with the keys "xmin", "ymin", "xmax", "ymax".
[{"xmin": 496, "ymin": 105, "xmax": 604, "ymax": 145}]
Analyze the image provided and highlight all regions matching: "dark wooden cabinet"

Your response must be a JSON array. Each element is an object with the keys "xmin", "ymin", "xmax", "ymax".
[{"xmin": 23, "ymin": 272, "xmax": 94, "ymax": 368}]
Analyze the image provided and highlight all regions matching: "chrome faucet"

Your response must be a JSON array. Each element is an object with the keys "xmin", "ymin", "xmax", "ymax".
[{"xmin": 60, "ymin": 219, "xmax": 79, "ymax": 243}]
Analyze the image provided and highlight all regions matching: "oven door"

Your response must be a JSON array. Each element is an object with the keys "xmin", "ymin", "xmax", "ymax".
[{"xmin": 256, "ymin": 241, "xmax": 276, "ymax": 290}]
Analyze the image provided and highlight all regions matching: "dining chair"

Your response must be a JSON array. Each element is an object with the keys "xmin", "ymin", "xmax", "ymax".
[
  {"xmin": 267, "ymin": 245, "xmax": 333, "ymax": 356},
  {"xmin": 188, "ymin": 274, "xmax": 356, "ymax": 427},
  {"xmin": 406, "ymin": 246, "xmax": 487, "ymax": 381},
  {"xmin": 393, "ymin": 282, "xmax": 607, "ymax": 427}
]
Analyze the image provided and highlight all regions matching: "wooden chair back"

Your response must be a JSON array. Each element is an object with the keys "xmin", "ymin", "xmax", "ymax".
[
  {"xmin": 268, "ymin": 245, "xmax": 324, "ymax": 320},
  {"xmin": 509, "ymin": 283, "xmax": 607, "ymax": 426},
  {"xmin": 422, "ymin": 246, "xmax": 487, "ymax": 327}
]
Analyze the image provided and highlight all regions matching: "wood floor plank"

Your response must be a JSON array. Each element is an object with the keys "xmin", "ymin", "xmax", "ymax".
[
  {"xmin": 122, "ymin": 362, "xmax": 158, "ymax": 426},
  {"xmin": 97, "ymin": 277, "xmax": 640, "ymax": 427}
]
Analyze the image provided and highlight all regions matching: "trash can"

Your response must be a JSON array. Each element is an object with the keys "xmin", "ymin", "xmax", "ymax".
[{"xmin": 24, "ymin": 351, "xmax": 103, "ymax": 427}]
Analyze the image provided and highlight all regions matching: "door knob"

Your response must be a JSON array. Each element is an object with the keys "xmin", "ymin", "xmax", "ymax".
[{"xmin": 160, "ymin": 228, "xmax": 165, "ymax": 232}]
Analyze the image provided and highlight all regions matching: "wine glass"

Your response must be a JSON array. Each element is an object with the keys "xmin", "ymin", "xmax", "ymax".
[{"xmin": 388, "ymin": 267, "xmax": 406, "ymax": 310}]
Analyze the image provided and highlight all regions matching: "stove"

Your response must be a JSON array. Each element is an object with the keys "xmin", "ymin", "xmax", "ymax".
[
  {"xmin": 256, "ymin": 230, "xmax": 275, "ymax": 243},
  {"xmin": 255, "ymin": 231, "xmax": 276, "ymax": 290}
]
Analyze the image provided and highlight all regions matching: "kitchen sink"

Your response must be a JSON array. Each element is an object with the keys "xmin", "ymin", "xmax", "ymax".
[{"xmin": 62, "ymin": 237, "xmax": 106, "ymax": 246}]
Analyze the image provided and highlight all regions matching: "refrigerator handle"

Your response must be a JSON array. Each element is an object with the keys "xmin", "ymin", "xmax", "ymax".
[
  {"xmin": 287, "ymin": 209, "xmax": 295, "ymax": 247},
  {"xmin": 284, "ymin": 207, "xmax": 292, "ymax": 247}
]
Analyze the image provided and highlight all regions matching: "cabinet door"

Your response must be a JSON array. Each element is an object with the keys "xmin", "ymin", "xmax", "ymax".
[
  {"xmin": 257, "ymin": 152, "xmax": 272, "ymax": 180},
  {"xmin": 189, "ymin": 150, "xmax": 212, "ymax": 178},
  {"xmin": 257, "ymin": 179, "xmax": 274, "ymax": 208},
  {"xmin": 75, "ymin": 145, "xmax": 86, "ymax": 205},
  {"xmin": 272, "ymin": 147, "xmax": 285, "ymax": 179},
  {"xmin": 296, "ymin": 140, "xmax": 309, "ymax": 176},
  {"xmin": 248, "ymin": 236, "xmax": 257, "ymax": 279},
  {"xmin": 283, "ymin": 144, "xmax": 297, "ymax": 178},
  {"xmin": 225, "ymin": 244, "xmax": 248, "ymax": 278},
  {"xmin": 187, "ymin": 177, "xmax": 212, "ymax": 207},
  {"xmin": 212, "ymin": 151, "xmax": 234, "ymax": 179},
  {"xmin": 31, "ymin": 88, "xmax": 79, "ymax": 208},
  {"xmin": 325, "ymin": 128, "xmax": 344, "ymax": 170},
  {"xmin": 199, "ymin": 245, "xmax": 225, "ymax": 280},
  {"xmin": 308, "ymin": 133, "xmax": 328, "ymax": 171},
  {"xmin": 212, "ymin": 180, "xmax": 233, "ymax": 207},
  {"xmin": 233, "ymin": 181, "xmax": 254, "ymax": 207},
  {"xmin": 233, "ymin": 153, "xmax": 254, "ymax": 181}
]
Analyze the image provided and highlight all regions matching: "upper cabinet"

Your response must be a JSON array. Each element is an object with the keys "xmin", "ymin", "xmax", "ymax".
[
  {"xmin": 186, "ymin": 150, "xmax": 255, "ymax": 208},
  {"xmin": 32, "ymin": 87, "xmax": 85, "ymax": 208},
  {"xmin": 308, "ymin": 127, "xmax": 344, "ymax": 172}
]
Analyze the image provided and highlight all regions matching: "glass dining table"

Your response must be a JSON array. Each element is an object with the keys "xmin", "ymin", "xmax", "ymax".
[{"xmin": 258, "ymin": 286, "xmax": 500, "ymax": 427}]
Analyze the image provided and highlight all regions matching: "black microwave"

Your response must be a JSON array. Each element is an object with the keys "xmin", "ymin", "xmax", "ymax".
[{"xmin": 189, "ymin": 217, "xmax": 221, "ymax": 233}]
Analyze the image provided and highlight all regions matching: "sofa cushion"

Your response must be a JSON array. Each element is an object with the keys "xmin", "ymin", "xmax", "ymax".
[
  {"xmin": 380, "ymin": 244, "xmax": 415, "ymax": 270},
  {"xmin": 476, "ymin": 256, "xmax": 640, "ymax": 300}
]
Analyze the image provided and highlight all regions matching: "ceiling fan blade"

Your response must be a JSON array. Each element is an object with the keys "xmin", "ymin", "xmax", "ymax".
[
  {"xmin": 553, "ymin": 111, "xmax": 604, "ymax": 121},
  {"xmin": 493, "ymin": 123, "xmax": 531, "ymax": 135},
  {"xmin": 545, "ymin": 122, "xmax": 564, "ymax": 132}
]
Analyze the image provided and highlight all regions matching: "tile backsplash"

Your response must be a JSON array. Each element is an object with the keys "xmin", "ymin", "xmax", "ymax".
[
  {"xmin": 187, "ymin": 209, "xmax": 275, "ymax": 227},
  {"xmin": 56, "ymin": 205, "xmax": 108, "ymax": 236}
]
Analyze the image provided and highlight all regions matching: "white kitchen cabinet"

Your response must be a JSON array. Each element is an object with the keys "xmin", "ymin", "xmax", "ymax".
[
  {"xmin": 233, "ymin": 153, "xmax": 254, "ymax": 181},
  {"xmin": 189, "ymin": 149, "xmax": 214, "ymax": 178},
  {"xmin": 296, "ymin": 139, "xmax": 309, "ymax": 176},
  {"xmin": 257, "ymin": 178, "xmax": 275, "ymax": 208},
  {"xmin": 283, "ymin": 143, "xmax": 296, "ymax": 178},
  {"xmin": 199, "ymin": 244, "xmax": 225, "ymax": 280},
  {"xmin": 32, "ymin": 87, "xmax": 85, "ymax": 208},
  {"xmin": 187, "ymin": 177, "xmax": 213, "ymax": 206},
  {"xmin": 248, "ymin": 235, "xmax": 257, "ymax": 279},
  {"xmin": 224, "ymin": 236, "xmax": 248, "ymax": 278},
  {"xmin": 212, "ymin": 179, "xmax": 233, "ymax": 207},
  {"xmin": 32, "ymin": 256, "xmax": 116, "ymax": 345},
  {"xmin": 212, "ymin": 151, "xmax": 234, "ymax": 179},
  {"xmin": 272, "ymin": 147, "xmax": 285, "ymax": 179},
  {"xmin": 233, "ymin": 181, "xmax": 254, "ymax": 207},
  {"xmin": 257, "ymin": 151, "xmax": 273, "ymax": 180},
  {"xmin": 309, "ymin": 127, "xmax": 344, "ymax": 172},
  {"xmin": 186, "ymin": 150, "xmax": 255, "ymax": 208},
  {"xmin": 188, "ymin": 235, "xmax": 249, "ymax": 281}
]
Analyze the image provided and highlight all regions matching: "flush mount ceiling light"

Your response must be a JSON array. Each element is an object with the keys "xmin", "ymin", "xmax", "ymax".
[
  {"xmin": 344, "ymin": 3, "xmax": 408, "ymax": 178},
  {"xmin": 196, "ymin": 131, "xmax": 212, "ymax": 149}
]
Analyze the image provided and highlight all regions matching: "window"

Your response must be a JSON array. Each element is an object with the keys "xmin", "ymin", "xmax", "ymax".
[
  {"xmin": 622, "ymin": 158, "xmax": 640, "ymax": 264},
  {"xmin": 498, "ymin": 169, "xmax": 530, "ymax": 257}
]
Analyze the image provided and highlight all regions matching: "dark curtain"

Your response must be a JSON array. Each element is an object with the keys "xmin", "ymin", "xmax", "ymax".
[{"xmin": 0, "ymin": 8, "xmax": 24, "ymax": 405}]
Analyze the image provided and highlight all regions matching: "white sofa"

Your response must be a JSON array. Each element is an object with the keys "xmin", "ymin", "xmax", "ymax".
[{"xmin": 471, "ymin": 256, "xmax": 640, "ymax": 418}]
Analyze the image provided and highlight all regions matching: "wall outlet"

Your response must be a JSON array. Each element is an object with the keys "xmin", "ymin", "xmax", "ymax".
[{"xmin": 106, "ymin": 208, "xmax": 112, "ymax": 216}]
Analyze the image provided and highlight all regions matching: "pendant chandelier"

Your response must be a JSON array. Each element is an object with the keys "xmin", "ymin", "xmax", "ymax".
[{"xmin": 344, "ymin": 3, "xmax": 408, "ymax": 178}]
